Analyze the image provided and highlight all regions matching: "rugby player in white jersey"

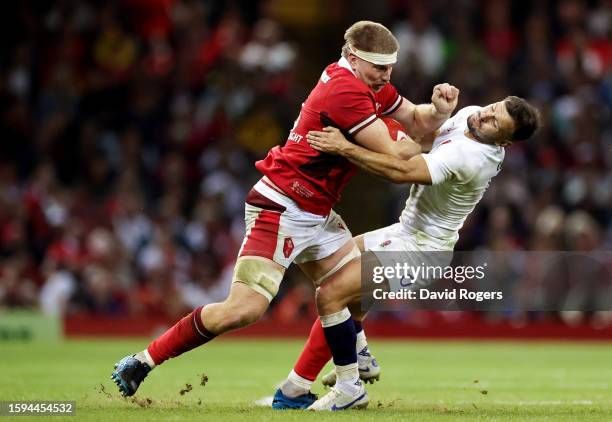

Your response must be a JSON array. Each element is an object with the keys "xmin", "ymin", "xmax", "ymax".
[{"xmin": 274, "ymin": 96, "xmax": 539, "ymax": 410}]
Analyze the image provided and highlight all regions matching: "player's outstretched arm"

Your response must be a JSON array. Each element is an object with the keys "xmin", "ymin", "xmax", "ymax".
[
  {"xmin": 352, "ymin": 118, "xmax": 421, "ymax": 160},
  {"xmin": 391, "ymin": 83, "xmax": 459, "ymax": 138},
  {"xmin": 307, "ymin": 127, "xmax": 432, "ymax": 184}
]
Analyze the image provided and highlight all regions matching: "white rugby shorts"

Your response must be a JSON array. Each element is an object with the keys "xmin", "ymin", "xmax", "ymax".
[
  {"xmin": 238, "ymin": 178, "xmax": 353, "ymax": 268},
  {"xmin": 363, "ymin": 222, "xmax": 453, "ymax": 291}
]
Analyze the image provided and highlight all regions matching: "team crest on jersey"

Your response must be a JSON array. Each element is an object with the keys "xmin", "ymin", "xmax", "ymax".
[
  {"xmin": 375, "ymin": 102, "xmax": 381, "ymax": 113},
  {"xmin": 379, "ymin": 240, "xmax": 392, "ymax": 248},
  {"xmin": 337, "ymin": 222, "xmax": 346, "ymax": 231},
  {"xmin": 283, "ymin": 237, "xmax": 294, "ymax": 258}
]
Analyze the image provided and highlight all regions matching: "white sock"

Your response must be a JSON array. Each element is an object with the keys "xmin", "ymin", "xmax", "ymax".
[
  {"xmin": 280, "ymin": 370, "xmax": 313, "ymax": 398},
  {"xmin": 356, "ymin": 330, "xmax": 367, "ymax": 353},
  {"xmin": 135, "ymin": 350, "xmax": 156, "ymax": 369},
  {"xmin": 356, "ymin": 330, "xmax": 370, "ymax": 366},
  {"xmin": 335, "ymin": 363, "xmax": 360, "ymax": 395}
]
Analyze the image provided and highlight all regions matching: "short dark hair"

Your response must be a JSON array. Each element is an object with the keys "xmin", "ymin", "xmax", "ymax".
[{"xmin": 504, "ymin": 96, "xmax": 540, "ymax": 141}]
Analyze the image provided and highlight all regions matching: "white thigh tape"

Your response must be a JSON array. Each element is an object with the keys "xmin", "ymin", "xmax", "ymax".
[{"xmin": 314, "ymin": 246, "xmax": 361, "ymax": 286}]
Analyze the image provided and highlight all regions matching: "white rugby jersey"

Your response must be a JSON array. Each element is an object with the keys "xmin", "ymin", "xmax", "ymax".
[{"xmin": 399, "ymin": 106, "xmax": 505, "ymax": 249}]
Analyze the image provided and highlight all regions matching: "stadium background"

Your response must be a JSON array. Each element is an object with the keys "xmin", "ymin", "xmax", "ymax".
[{"xmin": 1, "ymin": 0, "xmax": 611, "ymax": 338}]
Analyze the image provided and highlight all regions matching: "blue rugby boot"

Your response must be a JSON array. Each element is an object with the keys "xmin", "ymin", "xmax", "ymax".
[
  {"xmin": 111, "ymin": 355, "xmax": 152, "ymax": 397},
  {"xmin": 271, "ymin": 388, "xmax": 318, "ymax": 409}
]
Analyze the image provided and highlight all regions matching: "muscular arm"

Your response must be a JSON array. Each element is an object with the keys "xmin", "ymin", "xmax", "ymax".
[
  {"xmin": 307, "ymin": 128, "xmax": 433, "ymax": 184},
  {"xmin": 390, "ymin": 83, "xmax": 459, "ymax": 139},
  {"xmin": 338, "ymin": 143, "xmax": 432, "ymax": 184},
  {"xmin": 329, "ymin": 84, "xmax": 457, "ymax": 159},
  {"xmin": 415, "ymin": 130, "xmax": 438, "ymax": 153},
  {"xmin": 391, "ymin": 100, "xmax": 448, "ymax": 139},
  {"xmin": 353, "ymin": 118, "xmax": 421, "ymax": 160}
]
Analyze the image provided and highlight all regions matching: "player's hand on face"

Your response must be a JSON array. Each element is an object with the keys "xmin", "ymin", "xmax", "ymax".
[
  {"xmin": 431, "ymin": 83, "xmax": 460, "ymax": 116},
  {"xmin": 306, "ymin": 127, "xmax": 348, "ymax": 155}
]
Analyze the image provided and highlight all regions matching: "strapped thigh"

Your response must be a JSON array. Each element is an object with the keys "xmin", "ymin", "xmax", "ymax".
[
  {"xmin": 313, "ymin": 245, "xmax": 361, "ymax": 286},
  {"xmin": 232, "ymin": 256, "xmax": 285, "ymax": 302}
]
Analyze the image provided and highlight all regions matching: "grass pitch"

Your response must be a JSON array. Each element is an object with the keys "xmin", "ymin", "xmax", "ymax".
[{"xmin": 1, "ymin": 338, "xmax": 612, "ymax": 421}]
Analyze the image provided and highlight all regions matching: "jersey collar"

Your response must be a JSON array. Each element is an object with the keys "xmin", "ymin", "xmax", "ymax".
[{"xmin": 338, "ymin": 56, "xmax": 356, "ymax": 76}]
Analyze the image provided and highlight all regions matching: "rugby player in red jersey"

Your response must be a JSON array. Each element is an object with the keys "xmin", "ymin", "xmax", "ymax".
[{"xmin": 111, "ymin": 21, "xmax": 459, "ymax": 409}]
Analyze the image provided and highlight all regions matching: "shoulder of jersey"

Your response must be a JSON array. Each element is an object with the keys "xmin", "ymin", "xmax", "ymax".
[
  {"xmin": 323, "ymin": 63, "xmax": 370, "ymax": 93},
  {"xmin": 452, "ymin": 105, "xmax": 479, "ymax": 121}
]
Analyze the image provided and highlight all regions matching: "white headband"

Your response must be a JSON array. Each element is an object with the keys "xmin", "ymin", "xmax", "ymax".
[{"xmin": 350, "ymin": 45, "xmax": 397, "ymax": 65}]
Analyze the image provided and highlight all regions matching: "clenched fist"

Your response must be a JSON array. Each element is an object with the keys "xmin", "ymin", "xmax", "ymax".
[{"xmin": 431, "ymin": 83, "xmax": 460, "ymax": 116}]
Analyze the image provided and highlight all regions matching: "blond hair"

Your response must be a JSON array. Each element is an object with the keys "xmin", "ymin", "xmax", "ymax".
[{"xmin": 341, "ymin": 21, "xmax": 399, "ymax": 58}]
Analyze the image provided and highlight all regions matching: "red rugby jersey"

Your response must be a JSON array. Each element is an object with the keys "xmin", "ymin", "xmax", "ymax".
[{"xmin": 255, "ymin": 57, "xmax": 403, "ymax": 215}]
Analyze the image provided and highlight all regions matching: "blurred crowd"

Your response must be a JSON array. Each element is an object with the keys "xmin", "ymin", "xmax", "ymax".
[{"xmin": 0, "ymin": 0, "xmax": 611, "ymax": 324}]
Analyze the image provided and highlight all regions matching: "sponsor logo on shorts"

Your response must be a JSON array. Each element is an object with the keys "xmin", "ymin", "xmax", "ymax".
[{"xmin": 283, "ymin": 237, "xmax": 294, "ymax": 258}]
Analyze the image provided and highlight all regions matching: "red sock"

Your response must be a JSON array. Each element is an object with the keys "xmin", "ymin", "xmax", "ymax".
[
  {"xmin": 293, "ymin": 318, "xmax": 332, "ymax": 381},
  {"xmin": 147, "ymin": 306, "xmax": 216, "ymax": 365}
]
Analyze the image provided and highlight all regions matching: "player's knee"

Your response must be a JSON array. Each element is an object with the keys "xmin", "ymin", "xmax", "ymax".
[
  {"xmin": 316, "ymin": 275, "xmax": 362, "ymax": 315},
  {"xmin": 315, "ymin": 284, "xmax": 339, "ymax": 314},
  {"xmin": 236, "ymin": 304, "xmax": 266, "ymax": 326},
  {"xmin": 348, "ymin": 300, "xmax": 367, "ymax": 320},
  {"xmin": 223, "ymin": 312, "xmax": 257, "ymax": 331},
  {"xmin": 218, "ymin": 301, "xmax": 266, "ymax": 331}
]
